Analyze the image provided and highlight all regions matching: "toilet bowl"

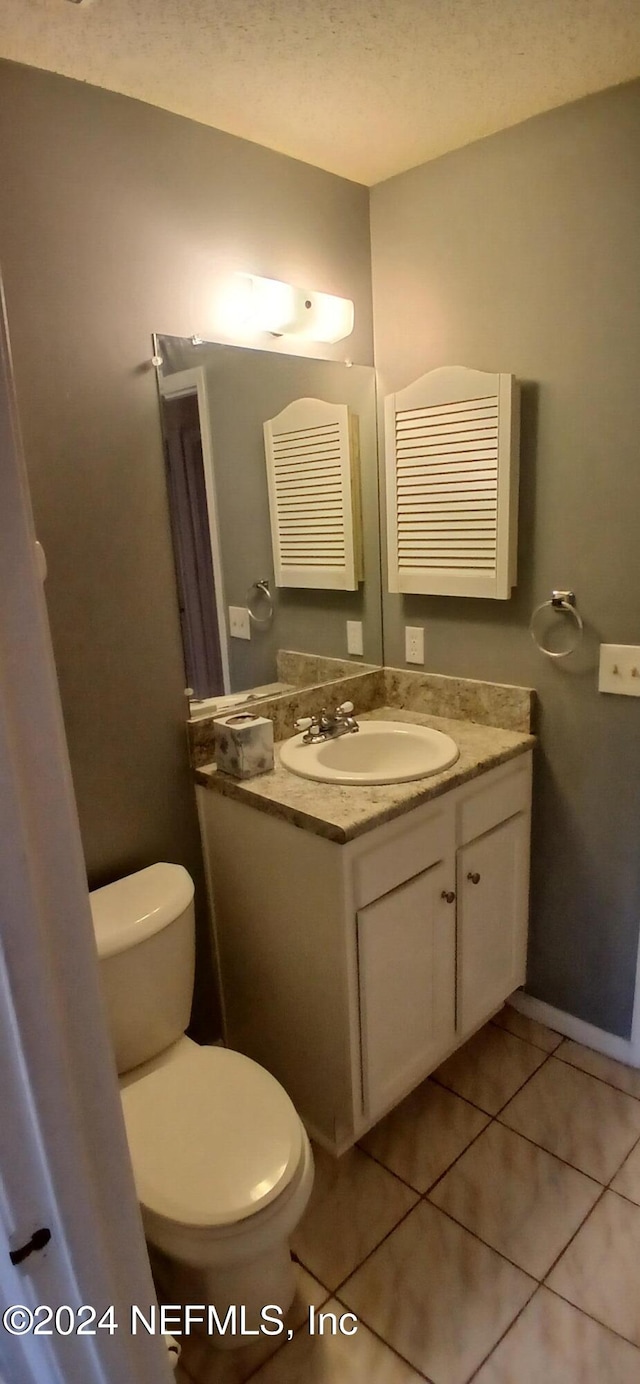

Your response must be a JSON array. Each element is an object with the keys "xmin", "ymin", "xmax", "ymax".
[{"xmin": 91, "ymin": 864, "xmax": 313, "ymax": 1347}]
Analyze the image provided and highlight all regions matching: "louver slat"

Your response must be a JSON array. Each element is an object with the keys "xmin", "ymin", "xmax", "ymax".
[
  {"xmin": 264, "ymin": 398, "xmax": 362, "ymax": 590},
  {"xmin": 385, "ymin": 367, "xmax": 519, "ymax": 600}
]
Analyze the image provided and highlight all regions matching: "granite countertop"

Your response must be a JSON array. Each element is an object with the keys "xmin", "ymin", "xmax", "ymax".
[{"xmin": 195, "ymin": 706, "xmax": 535, "ymax": 844}]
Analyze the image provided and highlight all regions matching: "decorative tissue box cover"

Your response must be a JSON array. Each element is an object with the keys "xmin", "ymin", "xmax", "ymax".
[{"xmin": 213, "ymin": 713, "xmax": 274, "ymax": 780}]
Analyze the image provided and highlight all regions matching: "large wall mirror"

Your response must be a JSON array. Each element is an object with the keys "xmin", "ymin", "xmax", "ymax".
[{"xmin": 155, "ymin": 335, "xmax": 383, "ymax": 709}]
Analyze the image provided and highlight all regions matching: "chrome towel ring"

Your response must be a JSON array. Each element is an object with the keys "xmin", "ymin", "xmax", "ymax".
[
  {"xmin": 529, "ymin": 590, "xmax": 583, "ymax": 659},
  {"xmin": 247, "ymin": 579, "xmax": 274, "ymax": 628}
]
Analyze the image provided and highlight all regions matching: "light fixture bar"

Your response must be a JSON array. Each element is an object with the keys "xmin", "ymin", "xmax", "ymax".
[{"xmin": 232, "ymin": 274, "xmax": 355, "ymax": 344}]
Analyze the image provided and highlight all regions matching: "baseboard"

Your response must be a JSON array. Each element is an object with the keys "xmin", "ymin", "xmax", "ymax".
[{"xmin": 510, "ymin": 990, "xmax": 640, "ymax": 1070}]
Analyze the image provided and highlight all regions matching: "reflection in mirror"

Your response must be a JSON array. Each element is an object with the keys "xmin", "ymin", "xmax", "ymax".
[{"xmin": 155, "ymin": 336, "xmax": 382, "ymax": 711}]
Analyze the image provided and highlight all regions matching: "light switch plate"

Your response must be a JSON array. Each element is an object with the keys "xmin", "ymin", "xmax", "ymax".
[
  {"xmin": 346, "ymin": 620, "xmax": 364, "ymax": 656},
  {"xmin": 598, "ymin": 644, "xmax": 640, "ymax": 696},
  {"xmin": 229, "ymin": 606, "xmax": 251, "ymax": 640},
  {"xmin": 405, "ymin": 625, "xmax": 424, "ymax": 665}
]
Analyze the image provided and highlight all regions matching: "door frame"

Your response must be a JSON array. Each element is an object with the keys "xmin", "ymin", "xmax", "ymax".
[{"xmin": 158, "ymin": 365, "xmax": 231, "ymax": 695}]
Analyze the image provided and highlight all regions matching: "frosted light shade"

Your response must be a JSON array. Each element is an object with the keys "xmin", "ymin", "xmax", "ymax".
[{"xmin": 232, "ymin": 274, "xmax": 354, "ymax": 343}]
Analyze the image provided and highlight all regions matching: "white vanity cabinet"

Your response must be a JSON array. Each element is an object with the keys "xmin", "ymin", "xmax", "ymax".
[{"xmin": 197, "ymin": 749, "xmax": 532, "ymax": 1155}]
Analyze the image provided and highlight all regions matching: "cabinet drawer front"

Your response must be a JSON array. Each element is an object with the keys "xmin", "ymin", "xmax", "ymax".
[
  {"xmin": 358, "ymin": 861, "xmax": 456, "ymax": 1122},
  {"xmin": 351, "ymin": 803, "xmax": 451, "ymax": 909},
  {"xmin": 458, "ymin": 757, "xmax": 531, "ymax": 846}
]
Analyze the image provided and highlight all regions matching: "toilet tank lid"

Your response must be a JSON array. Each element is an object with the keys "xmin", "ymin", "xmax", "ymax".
[{"xmin": 90, "ymin": 864, "xmax": 194, "ymax": 959}]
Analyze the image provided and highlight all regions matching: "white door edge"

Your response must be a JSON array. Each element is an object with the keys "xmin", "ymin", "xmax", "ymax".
[{"xmin": 0, "ymin": 283, "xmax": 172, "ymax": 1384}]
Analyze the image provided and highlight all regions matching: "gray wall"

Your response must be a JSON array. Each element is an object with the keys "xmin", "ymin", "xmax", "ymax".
[
  {"xmin": 0, "ymin": 59, "xmax": 373, "ymax": 1038},
  {"xmin": 371, "ymin": 80, "xmax": 640, "ymax": 1037},
  {"xmin": 161, "ymin": 338, "xmax": 381, "ymax": 691}
]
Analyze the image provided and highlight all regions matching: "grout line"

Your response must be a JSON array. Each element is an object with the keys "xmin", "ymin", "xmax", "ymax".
[
  {"xmin": 489, "ymin": 1015, "xmax": 564, "ymax": 1055},
  {"xmin": 328, "ymin": 1199, "xmax": 423, "ymax": 1296},
  {"xmin": 356, "ymin": 1142, "xmax": 425, "ymax": 1195},
  {"xmin": 609, "ymin": 1185, "xmax": 640, "ymax": 1210},
  {"xmin": 492, "ymin": 1048, "xmax": 554, "ymax": 1119},
  {"xmin": 430, "ymin": 1041, "xmax": 554, "ymax": 1123},
  {"xmin": 290, "ymin": 1251, "xmax": 336, "ymax": 1298},
  {"xmin": 545, "ymin": 1184, "xmax": 610, "ymax": 1283},
  {"xmin": 464, "ymin": 1282, "xmax": 541, "ymax": 1384},
  {"xmin": 331, "ymin": 1287, "xmax": 436, "ymax": 1383},
  {"xmin": 553, "ymin": 1047, "xmax": 640, "ymax": 1103},
  {"xmin": 421, "ymin": 1198, "xmax": 539, "ymax": 1282},
  {"xmin": 420, "ymin": 1114, "xmax": 492, "ymax": 1198},
  {"xmin": 543, "ymin": 1281, "xmax": 640, "ymax": 1351},
  {"xmin": 492, "ymin": 1115, "xmax": 607, "ymax": 1182},
  {"xmin": 429, "ymin": 1073, "xmax": 495, "ymax": 1115},
  {"xmin": 429, "ymin": 1071, "xmax": 504, "ymax": 1114},
  {"xmin": 541, "ymin": 1122, "xmax": 640, "ymax": 1289}
]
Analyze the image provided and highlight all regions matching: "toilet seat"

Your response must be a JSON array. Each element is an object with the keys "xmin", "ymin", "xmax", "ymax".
[{"xmin": 120, "ymin": 1041, "xmax": 303, "ymax": 1230}]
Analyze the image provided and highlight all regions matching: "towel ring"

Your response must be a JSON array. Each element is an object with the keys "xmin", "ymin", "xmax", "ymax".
[
  {"xmin": 529, "ymin": 590, "xmax": 583, "ymax": 659},
  {"xmin": 247, "ymin": 579, "xmax": 273, "ymax": 628}
]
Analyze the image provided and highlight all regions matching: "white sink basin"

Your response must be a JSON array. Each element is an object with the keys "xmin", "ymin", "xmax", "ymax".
[{"xmin": 279, "ymin": 720, "xmax": 459, "ymax": 786}]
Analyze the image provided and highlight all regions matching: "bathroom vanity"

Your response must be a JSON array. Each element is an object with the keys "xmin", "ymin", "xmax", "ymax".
[{"xmin": 196, "ymin": 696, "xmax": 533, "ymax": 1155}]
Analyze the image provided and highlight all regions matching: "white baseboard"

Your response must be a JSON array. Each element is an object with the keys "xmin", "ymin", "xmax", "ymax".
[{"xmin": 510, "ymin": 991, "xmax": 640, "ymax": 1070}]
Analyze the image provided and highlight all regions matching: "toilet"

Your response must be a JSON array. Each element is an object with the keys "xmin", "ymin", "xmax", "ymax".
[{"xmin": 90, "ymin": 862, "xmax": 314, "ymax": 1347}]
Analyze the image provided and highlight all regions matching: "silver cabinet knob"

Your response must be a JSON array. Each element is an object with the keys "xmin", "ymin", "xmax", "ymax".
[
  {"xmin": 467, "ymin": 872, "xmax": 481, "ymax": 885},
  {"xmin": 441, "ymin": 890, "xmax": 456, "ymax": 904}
]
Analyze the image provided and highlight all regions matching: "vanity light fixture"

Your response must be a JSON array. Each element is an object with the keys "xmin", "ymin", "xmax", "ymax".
[{"xmin": 231, "ymin": 274, "xmax": 354, "ymax": 344}]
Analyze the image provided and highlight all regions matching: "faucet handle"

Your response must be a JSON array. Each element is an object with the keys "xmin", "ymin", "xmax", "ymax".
[
  {"xmin": 295, "ymin": 717, "xmax": 314, "ymax": 732},
  {"xmin": 337, "ymin": 701, "xmax": 354, "ymax": 715}
]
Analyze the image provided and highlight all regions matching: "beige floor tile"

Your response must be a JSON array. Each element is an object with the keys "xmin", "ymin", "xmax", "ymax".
[
  {"xmin": 491, "ymin": 1004, "xmax": 563, "ymax": 1053},
  {"xmin": 474, "ymin": 1286, "xmax": 640, "ymax": 1384},
  {"xmin": 433, "ymin": 1024, "xmax": 547, "ymax": 1114},
  {"xmin": 611, "ymin": 1138, "xmax": 640, "ymax": 1205},
  {"xmin": 428, "ymin": 1121, "xmax": 601, "ymax": 1278},
  {"xmin": 499, "ymin": 1058, "xmax": 640, "ymax": 1183},
  {"xmin": 360, "ymin": 1078, "xmax": 489, "ymax": 1192},
  {"xmin": 547, "ymin": 1191, "xmax": 640, "ymax": 1346},
  {"xmin": 556, "ymin": 1039, "xmax": 640, "ymax": 1100},
  {"xmin": 339, "ymin": 1200, "xmax": 535, "ymax": 1384},
  {"xmin": 250, "ymin": 1298, "xmax": 424, "ymax": 1382},
  {"xmin": 291, "ymin": 1143, "xmax": 418, "ymax": 1290},
  {"xmin": 178, "ymin": 1265, "xmax": 328, "ymax": 1384}
]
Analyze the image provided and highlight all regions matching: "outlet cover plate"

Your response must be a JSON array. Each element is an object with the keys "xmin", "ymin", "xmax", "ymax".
[
  {"xmin": 229, "ymin": 606, "xmax": 251, "ymax": 640},
  {"xmin": 346, "ymin": 620, "xmax": 364, "ymax": 656},
  {"xmin": 405, "ymin": 625, "xmax": 424, "ymax": 665},
  {"xmin": 598, "ymin": 644, "xmax": 640, "ymax": 696}
]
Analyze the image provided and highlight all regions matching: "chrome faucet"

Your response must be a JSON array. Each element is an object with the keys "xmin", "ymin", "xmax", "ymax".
[{"xmin": 294, "ymin": 701, "xmax": 360, "ymax": 745}]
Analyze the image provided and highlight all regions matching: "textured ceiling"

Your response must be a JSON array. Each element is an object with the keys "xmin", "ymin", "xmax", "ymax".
[{"xmin": 2, "ymin": 0, "xmax": 640, "ymax": 184}]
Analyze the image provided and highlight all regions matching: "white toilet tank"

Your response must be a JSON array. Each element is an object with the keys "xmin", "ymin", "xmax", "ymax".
[{"xmin": 90, "ymin": 863, "xmax": 195, "ymax": 1075}]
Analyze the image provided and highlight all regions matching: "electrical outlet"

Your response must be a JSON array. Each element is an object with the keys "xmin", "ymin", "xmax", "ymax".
[
  {"xmin": 228, "ymin": 606, "xmax": 251, "ymax": 640},
  {"xmin": 346, "ymin": 620, "xmax": 363, "ymax": 656},
  {"xmin": 405, "ymin": 625, "xmax": 424, "ymax": 665},
  {"xmin": 598, "ymin": 644, "xmax": 640, "ymax": 696}
]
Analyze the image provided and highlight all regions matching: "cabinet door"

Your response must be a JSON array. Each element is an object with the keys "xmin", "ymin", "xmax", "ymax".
[
  {"xmin": 357, "ymin": 861, "xmax": 456, "ymax": 1122},
  {"xmin": 457, "ymin": 812, "xmax": 529, "ymax": 1037}
]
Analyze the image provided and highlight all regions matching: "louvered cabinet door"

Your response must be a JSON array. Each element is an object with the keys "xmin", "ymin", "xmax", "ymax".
[
  {"xmin": 385, "ymin": 366, "xmax": 520, "ymax": 599},
  {"xmin": 264, "ymin": 397, "xmax": 361, "ymax": 590}
]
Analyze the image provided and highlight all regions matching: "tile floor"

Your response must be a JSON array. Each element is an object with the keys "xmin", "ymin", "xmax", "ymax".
[{"xmin": 177, "ymin": 1007, "xmax": 640, "ymax": 1383}]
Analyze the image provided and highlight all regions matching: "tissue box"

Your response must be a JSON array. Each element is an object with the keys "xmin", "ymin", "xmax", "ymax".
[{"xmin": 213, "ymin": 712, "xmax": 274, "ymax": 780}]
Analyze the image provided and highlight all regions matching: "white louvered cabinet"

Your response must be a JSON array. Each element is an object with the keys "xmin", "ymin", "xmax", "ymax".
[
  {"xmin": 385, "ymin": 366, "xmax": 520, "ymax": 599},
  {"xmin": 264, "ymin": 397, "xmax": 363, "ymax": 590}
]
